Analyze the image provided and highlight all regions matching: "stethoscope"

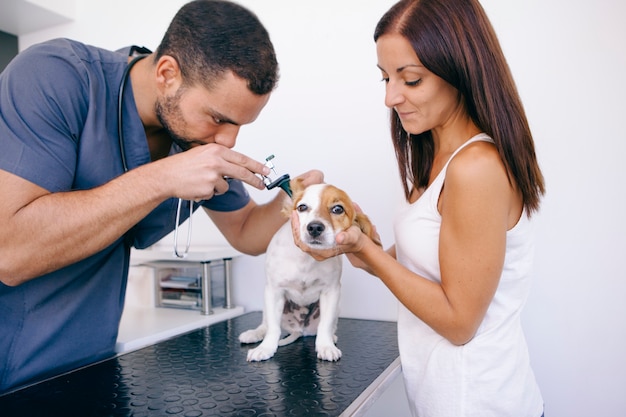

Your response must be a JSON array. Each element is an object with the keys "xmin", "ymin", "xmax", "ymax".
[{"xmin": 118, "ymin": 48, "xmax": 192, "ymax": 258}]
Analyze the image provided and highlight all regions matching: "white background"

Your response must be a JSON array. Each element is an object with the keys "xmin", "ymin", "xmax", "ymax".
[{"xmin": 15, "ymin": 1, "xmax": 626, "ymax": 416}]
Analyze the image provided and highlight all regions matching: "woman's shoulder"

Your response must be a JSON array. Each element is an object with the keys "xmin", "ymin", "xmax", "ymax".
[{"xmin": 445, "ymin": 138, "xmax": 509, "ymax": 193}]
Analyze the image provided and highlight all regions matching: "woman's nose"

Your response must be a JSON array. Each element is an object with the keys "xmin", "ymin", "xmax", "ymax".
[
  {"xmin": 214, "ymin": 125, "xmax": 240, "ymax": 148},
  {"xmin": 384, "ymin": 80, "xmax": 405, "ymax": 109}
]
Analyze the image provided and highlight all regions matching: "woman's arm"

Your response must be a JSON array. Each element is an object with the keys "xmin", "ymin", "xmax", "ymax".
[{"xmin": 299, "ymin": 144, "xmax": 519, "ymax": 345}]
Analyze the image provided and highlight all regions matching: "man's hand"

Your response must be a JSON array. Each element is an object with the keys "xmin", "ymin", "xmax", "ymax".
[
  {"xmin": 154, "ymin": 143, "xmax": 271, "ymax": 201},
  {"xmin": 290, "ymin": 169, "xmax": 324, "ymax": 191}
]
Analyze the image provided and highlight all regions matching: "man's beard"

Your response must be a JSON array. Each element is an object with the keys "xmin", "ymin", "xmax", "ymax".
[{"xmin": 155, "ymin": 93, "xmax": 193, "ymax": 152}]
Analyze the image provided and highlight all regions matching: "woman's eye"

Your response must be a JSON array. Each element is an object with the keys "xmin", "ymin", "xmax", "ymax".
[
  {"xmin": 381, "ymin": 77, "xmax": 390, "ymax": 83},
  {"xmin": 297, "ymin": 204, "xmax": 308, "ymax": 212},
  {"xmin": 405, "ymin": 79, "xmax": 421, "ymax": 86},
  {"xmin": 331, "ymin": 205, "xmax": 345, "ymax": 215}
]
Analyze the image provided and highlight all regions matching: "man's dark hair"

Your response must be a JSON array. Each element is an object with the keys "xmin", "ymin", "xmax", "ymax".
[{"xmin": 155, "ymin": 0, "xmax": 279, "ymax": 95}]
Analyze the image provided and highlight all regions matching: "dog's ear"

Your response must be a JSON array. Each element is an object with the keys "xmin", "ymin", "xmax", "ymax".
[
  {"xmin": 280, "ymin": 177, "xmax": 306, "ymax": 218},
  {"xmin": 289, "ymin": 177, "xmax": 306, "ymax": 198},
  {"xmin": 354, "ymin": 212, "xmax": 383, "ymax": 247}
]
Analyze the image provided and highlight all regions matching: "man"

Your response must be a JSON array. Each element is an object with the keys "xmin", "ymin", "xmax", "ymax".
[{"xmin": 0, "ymin": 0, "xmax": 321, "ymax": 393}]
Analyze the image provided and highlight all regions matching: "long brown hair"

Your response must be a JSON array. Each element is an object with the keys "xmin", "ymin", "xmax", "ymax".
[{"xmin": 374, "ymin": 0, "xmax": 545, "ymax": 214}]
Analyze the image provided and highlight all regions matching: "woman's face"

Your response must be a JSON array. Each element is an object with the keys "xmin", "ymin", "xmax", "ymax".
[{"xmin": 376, "ymin": 33, "xmax": 462, "ymax": 136}]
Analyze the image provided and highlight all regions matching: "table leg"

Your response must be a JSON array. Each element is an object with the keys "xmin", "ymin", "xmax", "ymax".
[
  {"xmin": 224, "ymin": 258, "xmax": 233, "ymax": 309},
  {"xmin": 201, "ymin": 261, "xmax": 212, "ymax": 315}
]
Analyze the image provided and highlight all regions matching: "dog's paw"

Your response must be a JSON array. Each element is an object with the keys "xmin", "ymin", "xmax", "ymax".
[
  {"xmin": 246, "ymin": 343, "xmax": 277, "ymax": 362},
  {"xmin": 239, "ymin": 328, "xmax": 265, "ymax": 344},
  {"xmin": 316, "ymin": 344, "xmax": 342, "ymax": 361}
]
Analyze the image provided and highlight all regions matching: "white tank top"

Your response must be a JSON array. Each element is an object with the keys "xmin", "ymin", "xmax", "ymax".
[{"xmin": 394, "ymin": 133, "xmax": 543, "ymax": 417}]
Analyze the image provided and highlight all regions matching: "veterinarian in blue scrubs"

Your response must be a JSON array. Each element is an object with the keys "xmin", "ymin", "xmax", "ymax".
[
  {"xmin": 294, "ymin": 0, "xmax": 545, "ymax": 416},
  {"xmin": 0, "ymin": 0, "xmax": 321, "ymax": 393}
]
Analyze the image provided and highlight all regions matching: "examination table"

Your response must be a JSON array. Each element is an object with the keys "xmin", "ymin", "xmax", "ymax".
[{"xmin": 0, "ymin": 311, "xmax": 400, "ymax": 416}]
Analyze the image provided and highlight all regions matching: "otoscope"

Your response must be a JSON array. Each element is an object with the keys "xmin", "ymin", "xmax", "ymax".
[{"xmin": 261, "ymin": 155, "xmax": 292, "ymax": 198}]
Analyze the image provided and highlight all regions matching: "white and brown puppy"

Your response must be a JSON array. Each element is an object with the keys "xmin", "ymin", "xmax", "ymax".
[{"xmin": 239, "ymin": 179, "xmax": 380, "ymax": 362}]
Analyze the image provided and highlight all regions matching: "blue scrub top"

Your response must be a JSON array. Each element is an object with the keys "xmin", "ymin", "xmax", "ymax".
[{"xmin": 0, "ymin": 38, "xmax": 250, "ymax": 393}]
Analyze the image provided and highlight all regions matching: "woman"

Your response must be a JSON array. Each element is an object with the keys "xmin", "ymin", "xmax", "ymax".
[{"xmin": 293, "ymin": 0, "xmax": 545, "ymax": 415}]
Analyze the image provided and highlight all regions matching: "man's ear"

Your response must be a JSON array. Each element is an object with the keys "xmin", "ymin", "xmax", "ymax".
[{"xmin": 155, "ymin": 55, "xmax": 182, "ymax": 93}]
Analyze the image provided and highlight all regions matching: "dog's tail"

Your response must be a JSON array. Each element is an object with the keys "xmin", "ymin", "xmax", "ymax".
[{"xmin": 278, "ymin": 332, "xmax": 303, "ymax": 346}]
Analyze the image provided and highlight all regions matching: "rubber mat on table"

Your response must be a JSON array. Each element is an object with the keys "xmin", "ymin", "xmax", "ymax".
[{"xmin": 0, "ymin": 311, "xmax": 398, "ymax": 416}]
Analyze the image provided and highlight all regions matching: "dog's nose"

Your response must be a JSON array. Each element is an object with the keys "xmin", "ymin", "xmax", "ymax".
[{"xmin": 307, "ymin": 221, "xmax": 325, "ymax": 238}]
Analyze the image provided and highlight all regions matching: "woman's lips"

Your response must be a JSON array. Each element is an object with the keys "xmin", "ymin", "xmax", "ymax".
[{"xmin": 395, "ymin": 109, "xmax": 414, "ymax": 119}]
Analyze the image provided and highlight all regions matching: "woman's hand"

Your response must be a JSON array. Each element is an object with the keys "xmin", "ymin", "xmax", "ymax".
[
  {"xmin": 291, "ymin": 210, "xmax": 382, "ymax": 276},
  {"xmin": 290, "ymin": 208, "xmax": 379, "ymax": 262}
]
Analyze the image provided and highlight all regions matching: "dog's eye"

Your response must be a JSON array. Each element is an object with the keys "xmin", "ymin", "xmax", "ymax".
[
  {"xmin": 331, "ymin": 205, "xmax": 345, "ymax": 215},
  {"xmin": 297, "ymin": 204, "xmax": 308, "ymax": 212}
]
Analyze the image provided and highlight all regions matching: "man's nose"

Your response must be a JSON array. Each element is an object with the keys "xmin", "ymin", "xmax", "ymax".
[{"xmin": 214, "ymin": 124, "xmax": 240, "ymax": 148}]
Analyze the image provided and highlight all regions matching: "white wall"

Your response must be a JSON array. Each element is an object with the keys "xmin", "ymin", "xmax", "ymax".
[{"xmin": 18, "ymin": 1, "xmax": 626, "ymax": 416}]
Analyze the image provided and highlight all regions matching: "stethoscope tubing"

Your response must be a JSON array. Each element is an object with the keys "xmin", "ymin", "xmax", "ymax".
[{"xmin": 118, "ymin": 53, "xmax": 191, "ymax": 258}]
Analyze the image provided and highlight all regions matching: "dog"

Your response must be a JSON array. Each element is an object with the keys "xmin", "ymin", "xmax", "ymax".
[{"xmin": 239, "ymin": 179, "xmax": 381, "ymax": 362}]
